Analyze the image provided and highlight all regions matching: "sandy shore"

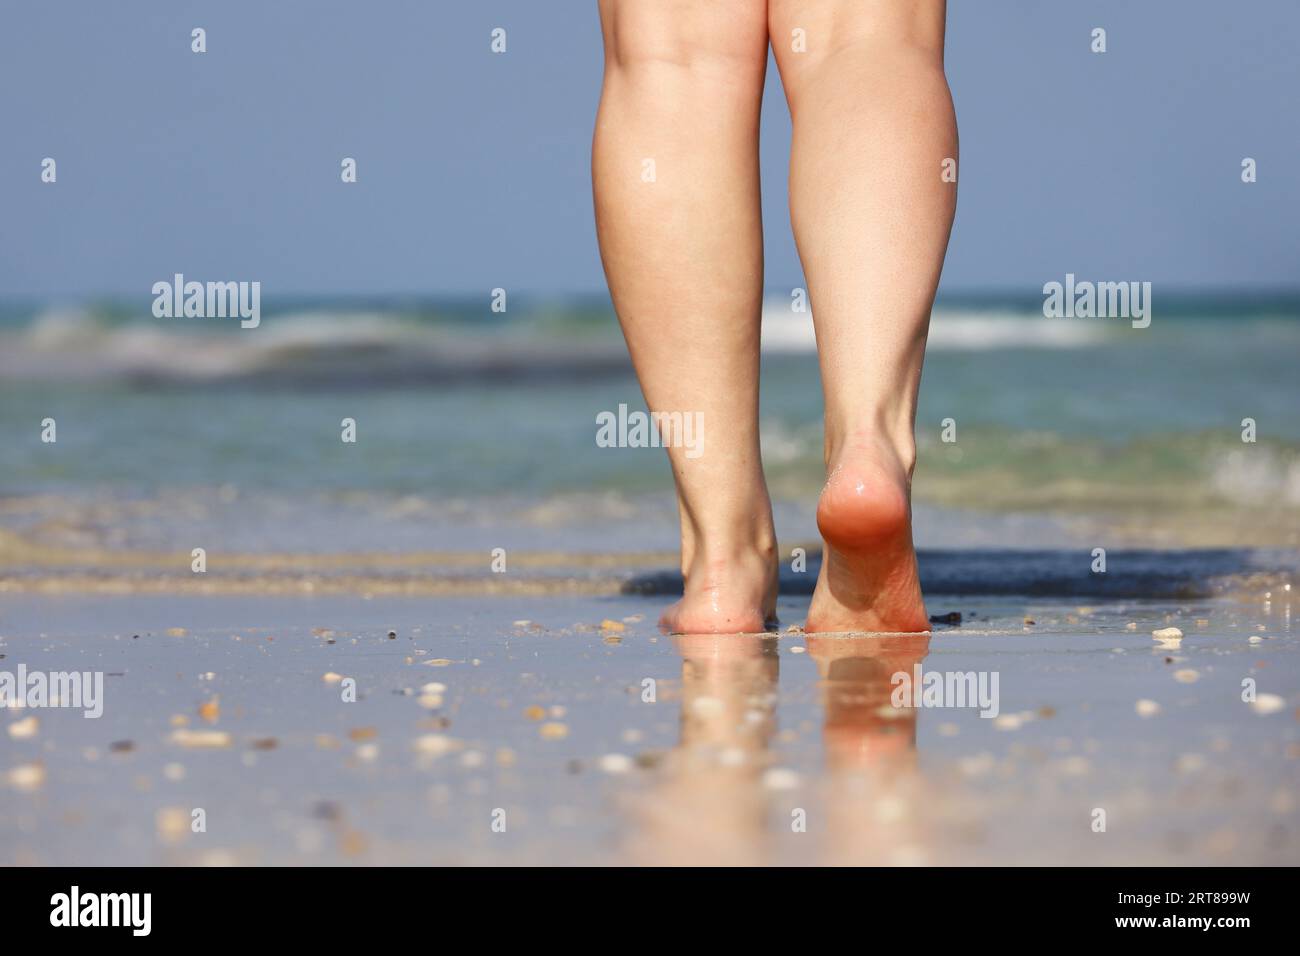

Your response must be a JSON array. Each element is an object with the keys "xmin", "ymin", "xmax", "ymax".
[{"xmin": 2, "ymin": 583, "xmax": 1296, "ymax": 866}]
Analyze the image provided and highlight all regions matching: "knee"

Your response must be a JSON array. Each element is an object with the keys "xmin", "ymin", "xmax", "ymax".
[
  {"xmin": 601, "ymin": 0, "xmax": 768, "ymax": 82},
  {"xmin": 772, "ymin": 0, "xmax": 947, "ymax": 75}
]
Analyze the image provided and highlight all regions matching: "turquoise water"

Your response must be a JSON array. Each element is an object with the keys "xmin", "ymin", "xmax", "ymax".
[{"xmin": 1, "ymin": 296, "xmax": 1297, "ymax": 544}]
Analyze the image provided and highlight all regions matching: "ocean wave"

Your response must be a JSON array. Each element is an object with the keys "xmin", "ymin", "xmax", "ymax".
[
  {"xmin": 3, "ymin": 300, "xmax": 1297, "ymax": 383},
  {"xmin": 761, "ymin": 301, "xmax": 1113, "ymax": 352},
  {"xmin": 0, "ymin": 308, "xmax": 631, "ymax": 385}
]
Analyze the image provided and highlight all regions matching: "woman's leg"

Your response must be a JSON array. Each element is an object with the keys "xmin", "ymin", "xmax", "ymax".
[
  {"xmin": 593, "ymin": 0, "xmax": 777, "ymax": 633},
  {"xmin": 769, "ymin": 0, "xmax": 958, "ymax": 633}
]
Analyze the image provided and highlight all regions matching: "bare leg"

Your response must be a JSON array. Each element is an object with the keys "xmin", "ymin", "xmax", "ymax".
[
  {"xmin": 770, "ymin": 0, "xmax": 958, "ymax": 633},
  {"xmin": 593, "ymin": 0, "xmax": 777, "ymax": 633}
]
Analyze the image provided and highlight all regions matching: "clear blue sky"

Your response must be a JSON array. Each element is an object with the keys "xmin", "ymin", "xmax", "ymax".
[{"xmin": 2, "ymin": 0, "xmax": 1296, "ymax": 299}]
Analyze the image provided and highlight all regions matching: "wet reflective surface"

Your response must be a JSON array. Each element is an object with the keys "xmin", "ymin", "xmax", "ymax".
[{"xmin": 2, "ymin": 589, "xmax": 1296, "ymax": 865}]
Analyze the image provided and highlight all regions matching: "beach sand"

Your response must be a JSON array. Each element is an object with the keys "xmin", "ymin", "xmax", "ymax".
[
  {"xmin": 2, "ymin": 579, "xmax": 1296, "ymax": 866},
  {"xmin": 2, "ymin": 299, "xmax": 1297, "ymax": 864}
]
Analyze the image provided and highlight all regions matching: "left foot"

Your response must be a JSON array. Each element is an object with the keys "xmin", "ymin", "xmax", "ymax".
[
  {"xmin": 805, "ymin": 433, "xmax": 929, "ymax": 634},
  {"xmin": 658, "ymin": 546, "xmax": 778, "ymax": 635}
]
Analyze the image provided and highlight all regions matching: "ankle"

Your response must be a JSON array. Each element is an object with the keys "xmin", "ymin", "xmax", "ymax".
[
  {"xmin": 681, "ymin": 532, "xmax": 777, "ymax": 581},
  {"xmin": 824, "ymin": 421, "xmax": 917, "ymax": 478}
]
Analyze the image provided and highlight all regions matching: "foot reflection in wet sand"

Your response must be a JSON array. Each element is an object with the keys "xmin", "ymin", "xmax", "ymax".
[
  {"xmin": 625, "ymin": 633, "xmax": 780, "ymax": 865},
  {"xmin": 627, "ymin": 631, "xmax": 931, "ymax": 865},
  {"xmin": 809, "ymin": 632, "xmax": 932, "ymax": 864}
]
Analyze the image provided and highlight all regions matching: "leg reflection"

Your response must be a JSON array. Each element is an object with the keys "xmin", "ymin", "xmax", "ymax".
[
  {"xmin": 807, "ymin": 632, "xmax": 933, "ymax": 863},
  {"xmin": 626, "ymin": 633, "xmax": 779, "ymax": 865}
]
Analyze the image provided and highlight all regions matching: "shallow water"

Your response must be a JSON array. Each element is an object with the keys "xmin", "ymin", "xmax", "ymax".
[
  {"xmin": 2, "ymin": 587, "xmax": 1296, "ymax": 866},
  {"xmin": 2, "ymin": 299, "xmax": 1298, "ymax": 545}
]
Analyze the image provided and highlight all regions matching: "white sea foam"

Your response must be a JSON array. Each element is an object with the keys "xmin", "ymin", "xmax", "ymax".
[{"xmin": 760, "ymin": 299, "xmax": 1109, "ymax": 353}]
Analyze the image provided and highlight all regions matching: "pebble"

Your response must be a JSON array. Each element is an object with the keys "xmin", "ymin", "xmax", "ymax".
[
  {"xmin": 789, "ymin": 646, "xmax": 806, "ymax": 654},
  {"xmin": 690, "ymin": 696, "xmax": 724, "ymax": 718},
  {"xmin": 322, "ymin": 672, "xmax": 344, "ymax": 684},
  {"xmin": 6, "ymin": 763, "xmax": 45, "ymax": 791},
  {"xmin": 1135, "ymin": 699, "xmax": 1161, "ymax": 717},
  {"xmin": 762, "ymin": 767, "xmax": 802, "ymax": 790},
  {"xmin": 599, "ymin": 619, "xmax": 626, "ymax": 633},
  {"xmin": 539, "ymin": 722, "xmax": 568, "ymax": 740},
  {"xmin": 169, "ymin": 729, "xmax": 233, "ymax": 749},
  {"xmin": 163, "ymin": 762, "xmax": 186, "ymax": 782},
  {"xmin": 523, "ymin": 705, "xmax": 546, "ymax": 721},
  {"xmin": 420, "ymin": 682, "xmax": 447, "ymax": 695},
  {"xmin": 1152, "ymin": 627, "xmax": 1183, "ymax": 648},
  {"xmin": 598, "ymin": 753, "xmax": 633, "ymax": 774},
  {"xmin": 7, "ymin": 715, "xmax": 38, "ymax": 739},
  {"xmin": 1251, "ymin": 693, "xmax": 1285, "ymax": 715},
  {"xmin": 166, "ymin": 627, "xmax": 188, "ymax": 637},
  {"xmin": 198, "ymin": 698, "xmax": 220, "ymax": 723},
  {"xmin": 412, "ymin": 734, "xmax": 460, "ymax": 757},
  {"xmin": 1173, "ymin": 669, "xmax": 1200, "ymax": 684},
  {"xmin": 1248, "ymin": 635, "xmax": 1264, "ymax": 645},
  {"xmin": 155, "ymin": 807, "xmax": 189, "ymax": 843}
]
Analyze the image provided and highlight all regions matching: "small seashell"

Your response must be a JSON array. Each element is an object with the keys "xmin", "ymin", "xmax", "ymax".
[
  {"xmin": 762, "ymin": 767, "xmax": 802, "ymax": 790},
  {"xmin": 7, "ymin": 715, "xmax": 39, "ymax": 739},
  {"xmin": 1152, "ymin": 627, "xmax": 1183, "ymax": 648},
  {"xmin": 169, "ymin": 729, "xmax": 233, "ymax": 749},
  {"xmin": 598, "ymin": 753, "xmax": 633, "ymax": 774},
  {"xmin": 1251, "ymin": 693, "xmax": 1285, "ymax": 715},
  {"xmin": 6, "ymin": 763, "xmax": 45, "ymax": 791}
]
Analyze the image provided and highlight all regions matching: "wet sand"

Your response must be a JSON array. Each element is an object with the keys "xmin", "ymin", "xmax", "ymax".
[{"xmin": 2, "ymin": 584, "xmax": 1296, "ymax": 866}]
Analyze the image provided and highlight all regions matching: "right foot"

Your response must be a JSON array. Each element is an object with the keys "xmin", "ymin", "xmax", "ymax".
[
  {"xmin": 659, "ymin": 548, "xmax": 778, "ymax": 634},
  {"xmin": 805, "ymin": 433, "xmax": 929, "ymax": 634}
]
